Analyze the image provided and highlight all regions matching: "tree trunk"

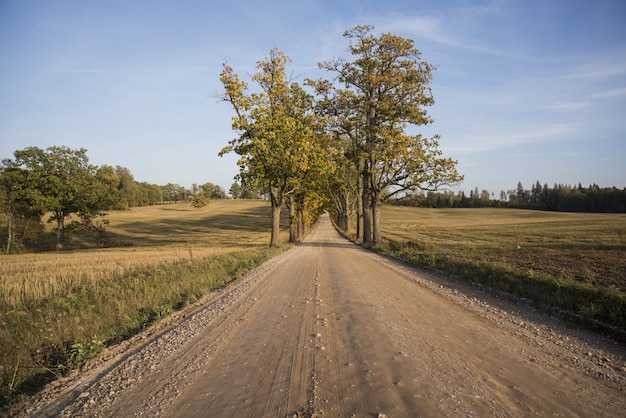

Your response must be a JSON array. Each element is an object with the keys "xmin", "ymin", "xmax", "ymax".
[
  {"xmin": 361, "ymin": 188, "xmax": 372, "ymax": 245},
  {"xmin": 269, "ymin": 188, "xmax": 283, "ymax": 247},
  {"xmin": 361, "ymin": 162, "xmax": 372, "ymax": 245},
  {"xmin": 297, "ymin": 208, "xmax": 305, "ymax": 241},
  {"xmin": 356, "ymin": 164, "xmax": 364, "ymax": 240},
  {"xmin": 342, "ymin": 192, "xmax": 350, "ymax": 232},
  {"xmin": 5, "ymin": 214, "xmax": 12, "ymax": 254},
  {"xmin": 372, "ymin": 194, "xmax": 382, "ymax": 245},
  {"xmin": 288, "ymin": 195, "xmax": 297, "ymax": 244},
  {"xmin": 270, "ymin": 203, "xmax": 282, "ymax": 247},
  {"xmin": 55, "ymin": 215, "xmax": 65, "ymax": 250}
]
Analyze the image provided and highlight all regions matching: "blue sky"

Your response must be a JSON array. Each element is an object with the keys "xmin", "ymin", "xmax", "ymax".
[{"xmin": 1, "ymin": 0, "xmax": 625, "ymax": 196}]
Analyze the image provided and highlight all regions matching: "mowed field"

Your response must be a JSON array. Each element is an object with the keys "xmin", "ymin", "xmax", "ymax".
[
  {"xmin": 378, "ymin": 206, "xmax": 626, "ymax": 330},
  {"xmin": 380, "ymin": 206, "xmax": 626, "ymax": 290},
  {"xmin": 0, "ymin": 200, "xmax": 289, "ymax": 405},
  {"xmin": 1, "ymin": 200, "xmax": 286, "ymax": 306}
]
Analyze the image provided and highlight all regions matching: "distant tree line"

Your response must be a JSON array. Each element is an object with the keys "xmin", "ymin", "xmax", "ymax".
[
  {"xmin": 0, "ymin": 146, "xmax": 231, "ymax": 253},
  {"xmin": 394, "ymin": 181, "xmax": 626, "ymax": 213}
]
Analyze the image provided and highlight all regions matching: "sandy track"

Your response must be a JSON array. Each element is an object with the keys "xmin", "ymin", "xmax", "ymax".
[{"xmin": 18, "ymin": 214, "xmax": 626, "ymax": 417}]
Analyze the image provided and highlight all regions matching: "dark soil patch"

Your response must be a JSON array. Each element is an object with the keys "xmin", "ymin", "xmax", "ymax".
[{"xmin": 492, "ymin": 249, "xmax": 626, "ymax": 291}]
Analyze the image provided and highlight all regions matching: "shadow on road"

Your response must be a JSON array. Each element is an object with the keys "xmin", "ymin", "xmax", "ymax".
[{"xmin": 297, "ymin": 241, "xmax": 357, "ymax": 250}]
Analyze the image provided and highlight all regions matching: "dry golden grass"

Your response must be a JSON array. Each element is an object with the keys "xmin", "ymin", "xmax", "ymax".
[
  {"xmin": 1, "ymin": 200, "xmax": 291, "ymax": 405},
  {"xmin": 103, "ymin": 199, "xmax": 281, "ymax": 247},
  {"xmin": 0, "ymin": 200, "xmax": 287, "ymax": 308}
]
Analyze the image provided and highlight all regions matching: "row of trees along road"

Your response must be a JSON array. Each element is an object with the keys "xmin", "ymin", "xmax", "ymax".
[
  {"xmin": 220, "ymin": 25, "xmax": 462, "ymax": 246},
  {"xmin": 2, "ymin": 26, "xmax": 461, "ymax": 251}
]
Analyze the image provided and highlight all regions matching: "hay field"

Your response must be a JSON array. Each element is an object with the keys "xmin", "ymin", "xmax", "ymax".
[
  {"xmin": 0, "ymin": 200, "xmax": 289, "ymax": 404},
  {"xmin": 378, "ymin": 206, "xmax": 626, "ymax": 330},
  {"xmin": 0, "ymin": 200, "xmax": 286, "ymax": 307}
]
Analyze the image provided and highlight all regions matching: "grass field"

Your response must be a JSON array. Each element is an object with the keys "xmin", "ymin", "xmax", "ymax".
[
  {"xmin": 2, "ymin": 203, "xmax": 625, "ymax": 406},
  {"xmin": 376, "ymin": 206, "xmax": 626, "ymax": 331},
  {"xmin": 0, "ymin": 200, "xmax": 289, "ymax": 406}
]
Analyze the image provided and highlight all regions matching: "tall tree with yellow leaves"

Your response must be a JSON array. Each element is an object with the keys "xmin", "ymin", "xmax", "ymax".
[
  {"xmin": 219, "ymin": 49, "xmax": 321, "ymax": 247},
  {"xmin": 310, "ymin": 25, "xmax": 463, "ymax": 244}
]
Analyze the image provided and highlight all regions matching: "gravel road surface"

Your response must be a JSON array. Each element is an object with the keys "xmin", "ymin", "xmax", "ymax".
[{"xmin": 17, "ymin": 214, "xmax": 626, "ymax": 417}]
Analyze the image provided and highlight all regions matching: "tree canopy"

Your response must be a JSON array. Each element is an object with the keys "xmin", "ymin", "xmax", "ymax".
[
  {"xmin": 1, "ymin": 146, "xmax": 117, "ymax": 249},
  {"xmin": 219, "ymin": 48, "xmax": 329, "ymax": 246},
  {"xmin": 308, "ymin": 25, "xmax": 462, "ymax": 244},
  {"xmin": 217, "ymin": 26, "xmax": 463, "ymax": 246}
]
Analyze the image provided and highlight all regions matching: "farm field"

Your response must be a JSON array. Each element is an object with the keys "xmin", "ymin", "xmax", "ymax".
[
  {"xmin": 12, "ymin": 213, "xmax": 626, "ymax": 417},
  {"xmin": 3, "ymin": 202, "xmax": 625, "ymax": 409},
  {"xmin": 1, "ymin": 200, "xmax": 287, "ymax": 305},
  {"xmin": 0, "ymin": 200, "xmax": 289, "ymax": 405},
  {"xmin": 377, "ymin": 206, "xmax": 626, "ymax": 328}
]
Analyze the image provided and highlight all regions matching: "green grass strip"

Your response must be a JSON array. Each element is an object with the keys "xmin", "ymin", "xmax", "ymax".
[
  {"xmin": 0, "ymin": 245, "xmax": 287, "ymax": 407},
  {"xmin": 381, "ymin": 241, "xmax": 625, "ymax": 332}
]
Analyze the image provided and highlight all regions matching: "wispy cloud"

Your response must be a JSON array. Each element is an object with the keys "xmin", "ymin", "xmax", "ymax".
[
  {"xmin": 558, "ymin": 48, "xmax": 626, "ymax": 80},
  {"xmin": 590, "ymin": 87, "xmax": 626, "ymax": 99},
  {"xmin": 376, "ymin": 15, "xmax": 503, "ymax": 55},
  {"xmin": 542, "ymin": 87, "xmax": 626, "ymax": 112},
  {"xmin": 545, "ymin": 101, "xmax": 594, "ymax": 111},
  {"xmin": 445, "ymin": 123, "xmax": 579, "ymax": 153}
]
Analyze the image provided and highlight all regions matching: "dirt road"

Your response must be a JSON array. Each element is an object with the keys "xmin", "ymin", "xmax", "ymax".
[{"xmin": 21, "ymin": 214, "xmax": 626, "ymax": 417}]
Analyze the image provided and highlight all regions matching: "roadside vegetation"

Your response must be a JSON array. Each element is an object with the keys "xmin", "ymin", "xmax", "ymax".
[
  {"xmin": 0, "ymin": 201, "xmax": 289, "ymax": 406},
  {"xmin": 373, "ymin": 206, "xmax": 626, "ymax": 332}
]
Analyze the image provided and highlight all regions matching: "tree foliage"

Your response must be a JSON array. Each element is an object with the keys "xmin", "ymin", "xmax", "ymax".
[
  {"xmin": 1, "ymin": 146, "xmax": 118, "ymax": 249},
  {"xmin": 309, "ymin": 25, "xmax": 462, "ymax": 244},
  {"xmin": 229, "ymin": 181, "xmax": 262, "ymax": 199},
  {"xmin": 1, "ymin": 145, "xmax": 227, "ymax": 252},
  {"xmin": 395, "ymin": 182, "xmax": 626, "ymax": 213},
  {"xmin": 217, "ymin": 27, "xmax": 463, "ymax": 245},
  {"xmin": 0, "ymin": 161, "xmax": 44, "ymax": 253},
  {"xmin": 219, "ymin": 48, "xmax": 325, "ymax": 246}
]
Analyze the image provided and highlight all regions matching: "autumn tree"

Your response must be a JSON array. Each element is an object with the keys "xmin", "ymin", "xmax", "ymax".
[
  {"xmin": 189, "ymin": 183, "xmax": 209, "ymax": 209},
  {"xmin": 324, "ymin": 147, "xmax": 359, "ymax": 233},
  {"xmin": 219, "ymin": 48, "xmax": 319, "ymax": 247},
  {"xmin": 310, "ymin": 25, "xmax": 462, "ymax": 244},
  {"xmin": 280, "ymin": 83, "xmax": 333, "ymax": 243},
  {"xmin": 1, "ymin": 146, "xmax": 118, "ymax": 249},
  {"xmin": 307, "ymin": 75, "xmax": 365, "ymax": 237},
  {"xmin": 0, "ymin": 163, "xmax": 43, "ymax": 253}
]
